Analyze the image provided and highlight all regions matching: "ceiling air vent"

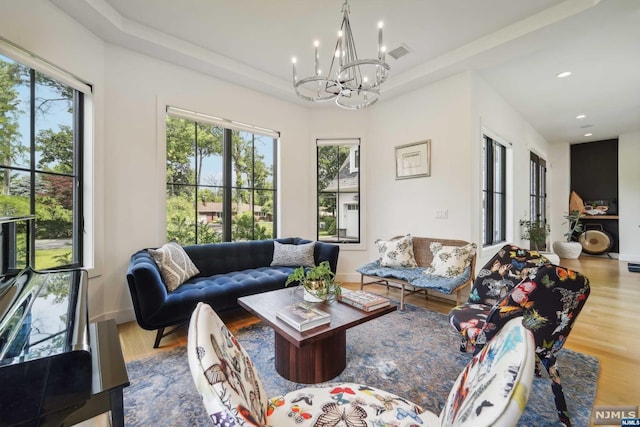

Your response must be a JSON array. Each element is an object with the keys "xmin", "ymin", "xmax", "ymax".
[{"xmin": 388, "ymin": 44, "xmax": 411, "ymax": 60}]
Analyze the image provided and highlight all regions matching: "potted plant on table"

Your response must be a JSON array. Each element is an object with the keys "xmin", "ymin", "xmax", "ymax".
[
  {"xmin": 285, "ymin": 261, "xmax": 341, "ymax": 302},
  {"xmin": 520, "ymin": 216, "xmax": 550, "ymax": 251},
  {"xmin": 552, "ymin": 210, "xmax": 584, "ymax": 259}
]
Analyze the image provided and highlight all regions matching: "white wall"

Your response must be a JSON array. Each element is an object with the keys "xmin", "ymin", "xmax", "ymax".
[
  {"xmin": 328, "ymin": 72, "xmax": 474, "ymax": 284},
  {"xmin": 332, "ymin": 71, "xmax": 554, "ymax": 293},
  {"xmin": 548, "ymin": 144, "xmax": 571, "ymax": 246},
  {"xmin": 470, "ymin": 73, "xmax": 551, "ymax": 265},
  {"xmin": 103, "ymin": 45, "xmax": 312, "ymax": 322},
  {"xmin": 619, "ymin": 132, "xmax": 640, "ymax": 261}
]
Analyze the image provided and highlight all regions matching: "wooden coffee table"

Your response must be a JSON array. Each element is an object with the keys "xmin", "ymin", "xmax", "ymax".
[{"xmin": 238, "ymin": 288, "xmax": 396, "ymax": 384}]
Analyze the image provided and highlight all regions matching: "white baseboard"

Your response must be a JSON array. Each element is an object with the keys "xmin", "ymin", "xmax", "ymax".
[
  {"xmin": 90, "ymin": 308, "xmax": 136, "ymax": 325},
  {"xmin": 619, "ymin": 253, "xmax": 640, "ymax": 262}
]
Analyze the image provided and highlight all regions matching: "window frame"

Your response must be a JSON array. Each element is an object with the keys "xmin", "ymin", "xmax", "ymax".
[
  {"xmin": 529, "ymin": 152, "xmax": 547, "ymax": 223},
  {"xmin": 482, "ymin": 134, "xmax": 507, "ymax": 247},
  {"xmin": 316, "ymin": 138, "xmax": 361, "ymax": 245},
  {"xmin": 165, "ymin": 107, "xmax": 278, "ymax": 244},
  {"xmin": 0, "ymin": 47, "xmax": 88, "ymax": 270}
]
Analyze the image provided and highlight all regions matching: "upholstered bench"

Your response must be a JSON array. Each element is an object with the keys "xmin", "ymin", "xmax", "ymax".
[{"xmin": 358, "ymin": 235, "xmax": 476, "ymax": 309}]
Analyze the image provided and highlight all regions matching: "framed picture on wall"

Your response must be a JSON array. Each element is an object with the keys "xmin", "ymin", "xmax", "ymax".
[{"xmin": 395, "ymin": 140, "xmax": 431, "ymax": 179}]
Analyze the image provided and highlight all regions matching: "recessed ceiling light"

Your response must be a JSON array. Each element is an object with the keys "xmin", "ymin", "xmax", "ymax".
[
  {"xmin": 584, "ymin": 133, "xmax": 593, "ymax": 137},
  {"xmin": 557, "ymin": 71, "xmax": 572, "ymax": 78},
  {"xmin": 576, "ymin": 114, "xmax": 586, "ymax": 119}
]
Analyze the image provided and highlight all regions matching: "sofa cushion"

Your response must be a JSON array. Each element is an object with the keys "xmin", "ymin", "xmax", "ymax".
[
  {"xmin": 426, "ymin": 242, "xmax": 476, "ymax": 278},
  {"xmin": 147, "ymin": 267, "xmax": 295, "ymax": 326},
  {"xmin": 357, "ymin": 261, "xmax": 472, "ymax": 295},
  {"xmin": 270, "ymin": 241, "xmax": 316, "ymax": 267},
  {"xmin": 375, "ymin": 234, "xmax": 418, "ymax": 268},
  {"xmin": 148, "ymin": 242, "xmax": 200, "ymax": 291}
]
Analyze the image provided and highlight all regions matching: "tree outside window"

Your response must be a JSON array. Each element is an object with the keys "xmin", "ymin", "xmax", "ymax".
[
  {"xmin": 0, "ymin": 53, "xmax": 83, "ymax": 269},
  {"xmin": 165, "ymin": 114, "xmax": 276, "ymax": 244}
]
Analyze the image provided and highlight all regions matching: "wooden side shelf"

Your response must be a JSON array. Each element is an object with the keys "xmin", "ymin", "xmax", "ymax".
[{"xmin": 580, "ymin": 215, "xmax": 619, "ymax": 220}]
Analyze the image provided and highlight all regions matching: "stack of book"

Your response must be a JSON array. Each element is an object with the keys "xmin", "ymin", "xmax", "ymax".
[
  {"xmin": 338, "ymin": 290, "xmax": 391, "ymax": 312},
  {"xmin": 276, "ymin": 302, "xmax": 331, "ymax": 332}
]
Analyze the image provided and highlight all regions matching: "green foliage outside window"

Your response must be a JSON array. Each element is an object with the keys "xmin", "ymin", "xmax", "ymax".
[
  {"xmin": 165, "ymin": 115, "xmax": 276, "ymax": 244},
  {"xmin": 1, "ymin": 54, "xmax": 79, "ymax": 270}
]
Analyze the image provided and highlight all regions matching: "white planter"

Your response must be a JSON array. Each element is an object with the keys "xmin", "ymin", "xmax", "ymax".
[
  {"xmin": 303, "ymin": 288, "xmax": 325, "ymax": 302},
  {"xmin": 552, "ymin": 241, "xmax": 582, "ymax": 259},
  {"xmin": 539, "ymin": 252, "xmax": 561, "ymax": 265}
]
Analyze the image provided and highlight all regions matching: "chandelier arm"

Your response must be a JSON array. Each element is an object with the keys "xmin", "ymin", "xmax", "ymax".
[{"xmin": 291, "ymin": 0, "xmax": 389, "ymax": 109}]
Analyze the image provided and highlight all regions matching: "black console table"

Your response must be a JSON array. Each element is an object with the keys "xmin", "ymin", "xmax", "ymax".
[{"xmin": 62, "ymin": 319, "xmax": 130, "ymax": 427}]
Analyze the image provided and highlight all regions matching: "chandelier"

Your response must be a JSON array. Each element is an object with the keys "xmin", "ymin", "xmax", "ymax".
[{"xmin": 291, "ymin": 0, "xmax": 390, "ymax": 109}]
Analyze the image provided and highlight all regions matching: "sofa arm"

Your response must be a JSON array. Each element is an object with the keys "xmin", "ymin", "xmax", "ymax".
[
  {"xmin": 313, "ymin": 241, "xmax": 340, "ymax": 273},
  {"xmin": 126, "ymin": 250, "xmax": 169, "ymax": 330}
]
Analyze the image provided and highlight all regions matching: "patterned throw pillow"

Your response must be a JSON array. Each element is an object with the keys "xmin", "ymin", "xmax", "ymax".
[
  {"xmin": 270, "ymin": 241, "xmax": 316, "ymax": 267},
  {"xmin": 375, "ymin": 234, "xmax": 418, "ymax": 268},
  {"xmin": 149, "ymin": 242, "xmax": 200, "ymax": 292},
  {"xmin": 426, "ymin": 242, "xmax": 476, "ymax": 278}
]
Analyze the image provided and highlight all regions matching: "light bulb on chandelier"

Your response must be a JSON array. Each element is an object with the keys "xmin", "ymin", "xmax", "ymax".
[{"xmin": 291, "ymin": 0, "xmax": 390, "ymax": 109}]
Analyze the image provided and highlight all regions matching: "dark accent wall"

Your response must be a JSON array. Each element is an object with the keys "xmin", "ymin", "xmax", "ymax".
[
  {"xmin": 570, "ymin": 139, "xmax": 618, "ymax": 205},
  {"xmin": 570, "ymin": 139, "xmax": 619, "ymax": 252}
]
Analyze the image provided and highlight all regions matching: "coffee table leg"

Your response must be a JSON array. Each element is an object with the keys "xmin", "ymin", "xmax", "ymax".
[{"xmin": 274, "ymin": 331, "xmax": 346, "ymax": 384}]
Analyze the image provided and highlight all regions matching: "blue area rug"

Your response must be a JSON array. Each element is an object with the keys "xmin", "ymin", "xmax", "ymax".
[{"xmin": 124, "ymin": 304, "xmax": 598, "ymax": 426}]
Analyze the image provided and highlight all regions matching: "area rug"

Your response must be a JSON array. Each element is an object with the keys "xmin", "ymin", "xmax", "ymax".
[{"xmin": 124, "ymin": 304, "xmax": 598, "ymax": 426}]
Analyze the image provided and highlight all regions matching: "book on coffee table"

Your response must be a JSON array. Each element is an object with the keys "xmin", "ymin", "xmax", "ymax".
[
  {"xmin": 276, "ymin": 302, "xmax": 331, "ymax": 332},
  {"xmin": 338, "ymin": 290, "xmax": 391, "ymax": 312}
]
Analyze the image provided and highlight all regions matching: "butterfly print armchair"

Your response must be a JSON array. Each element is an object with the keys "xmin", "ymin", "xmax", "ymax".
[
  {"xmin": 448, "ymin": 247, "xmax": 591, "ymax": 427},
  {"xmin": 448, "ymin": 244, "xmax": 549, "ymax": 351},
  {"xmin": 188, "ymin": 302, "xmax": 535, "ymax": 427}
]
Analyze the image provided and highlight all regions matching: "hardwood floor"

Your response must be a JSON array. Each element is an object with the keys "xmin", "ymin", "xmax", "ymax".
[{"xmin": 117, "ymin": 255, "xmax": 640, "ymax": 425}]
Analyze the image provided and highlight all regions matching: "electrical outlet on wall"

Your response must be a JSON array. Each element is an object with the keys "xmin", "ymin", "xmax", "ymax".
[{"xmin": 434, "ymin": 209, "xmax": 448, "ymax": 219}]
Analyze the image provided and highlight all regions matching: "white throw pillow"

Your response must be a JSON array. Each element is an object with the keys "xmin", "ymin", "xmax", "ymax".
[
  {"xmin": 270, "ymin": 241, "xmax": 316, "ymax": 267},
  {"xmin": 149, "ymin": 242, "xmax": 200, "ymax": 292},
  {"xmin": 426, "ymin": 242, "xmax": 476, "ymax": 278},
  {"xmin": 375, "ymin": 234, "xmax": 418, "ymax": 268}
]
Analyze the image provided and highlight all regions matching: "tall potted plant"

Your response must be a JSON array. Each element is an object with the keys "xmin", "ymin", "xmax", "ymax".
[
  {"xmin": 520, "ymin": 217, "xmax": 550, "ymax": 251},
  {"xmin": 552, "ymin": 210, "xmax": 584, "ymax": 259}
]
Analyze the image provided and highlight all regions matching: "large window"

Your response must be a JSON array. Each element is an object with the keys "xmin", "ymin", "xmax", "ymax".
[
  {"xmin": 482, "ymin": 135, "xmax": 507, "ymax": 247},
  {"xmin": 165, "ymin": 108, "xmax": 277, "ymax": 244},
  {"xmin": 529, "ymin": 153, "xmax": 547, "ymax": 222},
  {"xmin": 317, "ymin": 139, "xmax": 360, "ymax": 244},
  {"xmin": 0, "ymin": 51, "xmax": 86, "ymax": 270}
]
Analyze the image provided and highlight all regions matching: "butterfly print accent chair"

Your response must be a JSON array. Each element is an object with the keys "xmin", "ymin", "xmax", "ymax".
[
  {"xmin": 188, "ymin": 302, "xmax": 535, "ymax": 427},
  {"xmin": 448, "ymin": 244, "xmax": 549, "ymax": 352},
  {"xmin": 449, "ymin": 252, "xmax": 591, "ymax": 427}
]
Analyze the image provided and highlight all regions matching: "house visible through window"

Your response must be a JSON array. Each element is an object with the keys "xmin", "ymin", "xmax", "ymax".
[
  {"xmin": 165, "ymin": 107, "xmax": 278, "ymax": 244},
  {"xmin": 0, "ymin": 51, "xmax": 87, "ymax": 270},
  {"xmin": 317, "ymin": 139, "xmax": 360, "ymax": 244},
  {"xmin": 482, "ymin": 134, "xmax": 507, "ymax": 247}
]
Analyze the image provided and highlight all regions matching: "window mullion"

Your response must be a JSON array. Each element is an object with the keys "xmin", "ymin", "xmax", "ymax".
[{"xmin": 222, "ymin": 128, "xmax": 232, "ymax": 242}]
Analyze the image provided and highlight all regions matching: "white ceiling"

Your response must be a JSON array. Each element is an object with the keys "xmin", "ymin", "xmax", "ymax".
[{"xmin": 50, "ymin": 0, "xmax": 640, "ymax": 144}]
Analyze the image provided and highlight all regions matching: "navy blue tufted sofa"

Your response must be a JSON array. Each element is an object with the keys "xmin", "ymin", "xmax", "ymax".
[{"xmin": 127, "ymin": 237, "xmax": 339, "ymax": 348}]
